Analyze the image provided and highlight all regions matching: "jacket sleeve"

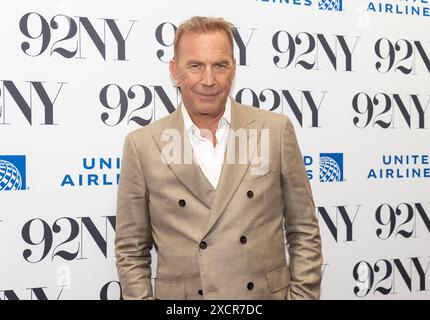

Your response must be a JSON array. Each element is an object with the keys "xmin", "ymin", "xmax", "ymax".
[
  {"xmin": 115, "ymin": 132, "xmax": 155, "ymax": 300},
  {"xmin": 280, "ymin": 116, "xmax": 323, "ymax": 300}
]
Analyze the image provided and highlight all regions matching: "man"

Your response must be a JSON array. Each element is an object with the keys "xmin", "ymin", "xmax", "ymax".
[{"xmin": 115, "ymin": 16, "xmax": 322, "ymax": 300}]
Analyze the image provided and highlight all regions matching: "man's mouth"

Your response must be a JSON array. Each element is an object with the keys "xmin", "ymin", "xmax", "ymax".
[{"xmin": 195, "ymin": 92, "xmax": 219, "ymax": 97}]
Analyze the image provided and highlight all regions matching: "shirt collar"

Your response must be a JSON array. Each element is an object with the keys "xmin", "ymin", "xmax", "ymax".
[{"xmin": 181, "ymin": 98, "xmax": 231, "ymax": 136}]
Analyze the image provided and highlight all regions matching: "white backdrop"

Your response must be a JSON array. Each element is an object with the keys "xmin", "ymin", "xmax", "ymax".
[{"xmin": 1, "ymin": 0, "xmax": 429, "ymax": 299}]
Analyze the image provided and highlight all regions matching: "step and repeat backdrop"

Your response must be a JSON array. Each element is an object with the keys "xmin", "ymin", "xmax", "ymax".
[{"xmin": 1, "ymin": 0, "xmax": 429, "ymax": 300}]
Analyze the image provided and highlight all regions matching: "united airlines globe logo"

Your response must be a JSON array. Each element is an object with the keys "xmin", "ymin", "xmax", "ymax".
[
  {"xmin": 319, "ymin": 153, "xmax": 344, "ymax": 182},
  {"xmin": 319, "ymin": 0, "xmax": 343, "ymax": 11},
  {"xmin": 0, "ymin": 156, "xmax": 27, "ymax": 191},
  {"xmin": 0, "ymin": 160, "xmax": 22, "ymax": 190}
]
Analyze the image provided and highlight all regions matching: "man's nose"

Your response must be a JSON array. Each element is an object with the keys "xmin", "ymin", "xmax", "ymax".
[{"xmin": 201, "ymin": 67, "xmax": 215, "ymax": 86}]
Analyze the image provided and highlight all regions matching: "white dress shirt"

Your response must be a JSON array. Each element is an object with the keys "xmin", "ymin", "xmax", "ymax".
[{"xmin": 181, "ymin": 99, "xmax": 231, "ymax": 189}]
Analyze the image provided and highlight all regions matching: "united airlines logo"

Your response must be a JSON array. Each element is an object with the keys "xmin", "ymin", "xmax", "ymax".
[
  {"xmin": 368, "ymin": 154, "xmax": 430, "ymax": 180},
  {"xmin": 318, "ymin": 0, "xmax": 343, "ymax": 11},
  {"xmin": 60, "ymin": 157, "xmax": 120, "ymax": 187},
  {"xmin": 367, "ymin": 0, "xmax": 430, "ymax": 18},
  {"xmin": 319, "ymin": 153, "xmax": 344, "ymax": 182},
  {"xmin": 254, "ymin": 0, "xmax": 344, "ymax": 12},
  {"xmin": 0, "ymin": 155, "xmax": 27, "ymax": 191}
]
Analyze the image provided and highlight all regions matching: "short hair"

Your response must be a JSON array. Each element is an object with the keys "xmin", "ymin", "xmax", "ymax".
[{"xmin": 174, "ymin": 16, "xmax": 235, "ymax": 59}]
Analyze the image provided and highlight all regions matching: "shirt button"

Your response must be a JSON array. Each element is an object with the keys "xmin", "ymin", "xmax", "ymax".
[
  {"xmin": 240, "ymin": 236, "xmax": 247, "ymax": 244},
  {"xmin": 247, "ymin": 191, "xmax": 254, "ymax": 199},
  {"xmin": 199, "ymin": 241, "xmax": 207, "ymax": 249},
  {"xmin": 198, "ymin": 290, "xmax": 203, "ymax": 296},
  {"xmin": 247, "ymin": 282, "xmax": 254, "ymax": 290},
  {"xmin": 179, "ymin": 199, "xmax": 186, "ymax": 207}
]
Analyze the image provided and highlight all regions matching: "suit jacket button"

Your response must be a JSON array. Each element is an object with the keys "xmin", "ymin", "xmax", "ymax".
[
  {"xmin": 240, "ymin": 236, "xmax": 247, "ymax": 244},
  {"xmin": 198, "ymin": 290, "xmax": 203, "ymax": 296},
  {"xmin": 247, "ymin": 190, "xmax": 254, "ymax": 199},
  {"xmin": 199, "ymin": 241, "xmax": 207, "ymax": 249},
  {"xmin": 247, "ymin": 282, "xmax": 254, "ymax": 290},
  {"xmin": 179, "ymin": 199, "xmax": 186, "ymax": 207}
]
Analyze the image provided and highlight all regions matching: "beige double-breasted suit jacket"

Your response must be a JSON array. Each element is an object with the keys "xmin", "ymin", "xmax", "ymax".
[{"xmin": 115, "ymin": 98, "xmax": 322, "ymax": 300}]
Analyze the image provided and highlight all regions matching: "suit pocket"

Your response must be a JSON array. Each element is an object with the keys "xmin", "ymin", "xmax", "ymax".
[
  {"xmin": 266, "ymin": 265, "xmax": 291, "ymax": 293},
  {"xmin": 154, "ymin": 279, "xmax": 186, "ymax": 300}
]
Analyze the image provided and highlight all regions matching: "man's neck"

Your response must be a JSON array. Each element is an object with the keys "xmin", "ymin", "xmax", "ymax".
[
  {"xmin": 183, "ymin": 99, "xmax": 229, "ymax": 147},
  {"xmin": 187, "ymin": 107, "xmax": 225, "ymax": 132}
]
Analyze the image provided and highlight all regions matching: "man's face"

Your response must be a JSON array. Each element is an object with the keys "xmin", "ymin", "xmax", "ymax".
[{"xmin": 170, "ymin": 31, "xmax": 236, "ymax": 118}]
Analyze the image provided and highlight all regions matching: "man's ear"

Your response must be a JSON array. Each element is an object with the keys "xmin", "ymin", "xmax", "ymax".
[{"xmin": 169, "ymin": 58, "xmax": 179, "ymax": 85}]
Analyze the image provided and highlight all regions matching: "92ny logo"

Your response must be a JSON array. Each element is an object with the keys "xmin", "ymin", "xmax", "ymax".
[
  {"xmin": 0, "ymin": 80, "xmax": 66, "ymax": 126},
  {"xmin": 21, "ymin": 216, "xmax": 116, "ymax": 263},
  {"xmin": 154, "ymin": 22, "xmax": 256, "ymax": 66},
  {"xmin": 375, "ymin": 38, "xmax": 430, "ymax": 75},
  {"xmin": 272, "ymin": 31, "xmax": 359, "ymax": 71},
  {"xmin": 0, "ymin": 281, "xmax": 122, "ymax": 300},
  {"xmin": 375, "ymin": 202, "xmax": 430, "ymax": 239},
  {"xmin": 352, "ymin": 92, "xmax": 430, "ymax": 129},
  {"xmin": 353, "ymin": 257, "xmax": 430, "ymax": 297},
  {"xmin": 19, "ymin": 12, "xmax": 137, "ymax": 60}
]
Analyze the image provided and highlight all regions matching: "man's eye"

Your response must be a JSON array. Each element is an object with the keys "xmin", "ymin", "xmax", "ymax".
[
  {"xmin": 189, "ymin": 64, "xmax": 200, "ymax": 69},
  {"xmin": 214, "ymin": 64, "xmax": 227, "ymax": 69}
]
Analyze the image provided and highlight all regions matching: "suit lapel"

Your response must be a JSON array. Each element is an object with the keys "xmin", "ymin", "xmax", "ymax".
[
  {"xmin": 202, "ymin": 99, "xmax": 264, "ymax": 238},
  {"xmin": 151, "ymin": 99, "xmax": 264, "ymax": 238},
  {"xmin": 152, "ymin": 106, "xmax": 215, "ymax": 209}
]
